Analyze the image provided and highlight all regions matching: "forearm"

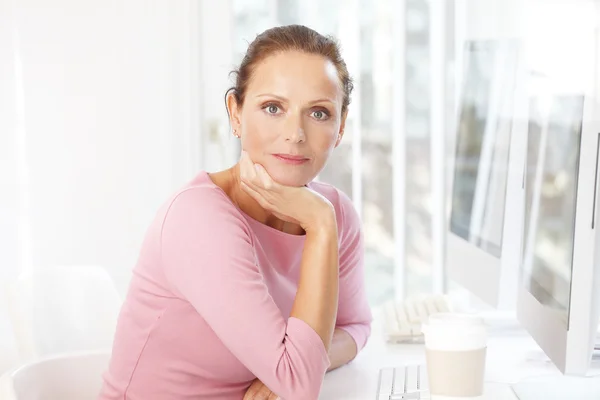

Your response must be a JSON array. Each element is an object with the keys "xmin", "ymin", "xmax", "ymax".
[
  {"xmin": 327, "ymin": 328, "xmax": 358, "ymax": 371},
  {"xmin": 290, "ymin": 213, "xmax": 339, "ymax": 351}
]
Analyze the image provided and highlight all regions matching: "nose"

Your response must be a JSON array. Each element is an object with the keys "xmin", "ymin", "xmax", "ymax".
[{"xmin": 283, "ymin": 113, "xmax": 306, "ymax": 143}]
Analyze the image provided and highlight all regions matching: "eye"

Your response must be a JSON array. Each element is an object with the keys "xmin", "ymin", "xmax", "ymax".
[
  {"xmin": 263, "ymin": 103, "xmax": 281, "ymax": 115},
  {"xmin": 311, "ymin": 109, "xmax": 330, "ymax": 121}
]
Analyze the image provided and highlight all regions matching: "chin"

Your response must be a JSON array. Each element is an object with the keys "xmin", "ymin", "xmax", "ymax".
[{"xmin": 267, "ymin": 167, "xmax": 314, "ymax": 187}]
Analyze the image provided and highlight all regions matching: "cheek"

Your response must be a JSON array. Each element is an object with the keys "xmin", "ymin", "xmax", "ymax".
[
  {"xmin": 240, "ymin": 113, "xmax": 279, "ymax": 149},
  {"xmin": 308, "ymin": 123, "xmax": 339, "ymax": 152}
]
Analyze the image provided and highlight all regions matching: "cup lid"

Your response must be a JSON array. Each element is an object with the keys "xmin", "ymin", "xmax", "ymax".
[
  {"xmin": 426, "ymin": 313, "xmax": 485, "ymax": 327},
  {"xmin": 423, "ymin": 313, "xmax": 487, "ymax": 350}
]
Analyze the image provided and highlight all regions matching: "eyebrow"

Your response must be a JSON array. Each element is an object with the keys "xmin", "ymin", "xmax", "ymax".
[{"xmin": 255, "ymin": 93, "xmax": 338, "ymax": 105}]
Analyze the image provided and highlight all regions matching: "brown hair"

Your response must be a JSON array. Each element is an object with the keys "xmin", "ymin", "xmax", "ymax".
[{"xmin": 226, "ymin": 24, "xmax": 353, "ymax": 115}]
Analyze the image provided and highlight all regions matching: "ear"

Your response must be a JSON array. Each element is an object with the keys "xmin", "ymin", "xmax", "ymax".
[
  {"xmin": 226, "ymin": 91, "xmax": 242, "ymax": 134},
  {"xmin": 334, "ymin": 110, "xmax": 348, "ymax": 148}
]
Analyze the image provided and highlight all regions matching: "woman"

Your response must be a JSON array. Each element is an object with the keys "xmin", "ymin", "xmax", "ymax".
[{"xmin": 99, "ymin": 24, "xmax": 372, "ymax": 400}]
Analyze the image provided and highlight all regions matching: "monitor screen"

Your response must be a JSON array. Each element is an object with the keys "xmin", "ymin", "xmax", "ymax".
[
  {"xmin": 450, "ymin": 41, "xmax": 517, "ymax": 258},
  {"xmin": 521, "ymin": 94, "xmax": 584, "ymax": 327}
]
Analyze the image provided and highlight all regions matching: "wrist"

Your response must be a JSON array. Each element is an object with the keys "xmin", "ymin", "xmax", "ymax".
[{"xmin": 302, "ymin": 205, "xmax": 337, "ymax": 234}]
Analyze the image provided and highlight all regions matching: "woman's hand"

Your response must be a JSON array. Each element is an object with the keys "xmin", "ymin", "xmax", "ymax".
[
  {"xmin": 239, "ymin": 151, "xmax": 335, "ymax": 232},
  {"xmin": 243, "ymin": 378, "xmax": 280, "ymax": 400}
]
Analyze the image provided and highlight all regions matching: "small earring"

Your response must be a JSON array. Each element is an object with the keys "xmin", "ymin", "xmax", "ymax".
[{"xmin": 233, "ymin": 129, "xmax": 239, "ymax": 138}]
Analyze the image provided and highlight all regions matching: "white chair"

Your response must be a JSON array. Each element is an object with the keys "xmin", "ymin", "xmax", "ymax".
[
  {"xmin": 0, "ymin": 351, "xmax": 110, "ymax": 400},
  {"xmin": 6, "ymin": 265, "xmax": 122, "ymax": 362}
]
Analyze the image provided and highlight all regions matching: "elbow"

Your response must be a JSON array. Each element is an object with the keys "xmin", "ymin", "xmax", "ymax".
[
  {"xmin": 268, "ymin": 317, "xmax": 329, "ymax": 399},
  {"xmin": 358, "ymin": 322, "xmax": 372, "ymax": 352},
  {"xmin": 339, "ymin": 320, "xmax": 372, "ymax": 354},
  {"xmin": 273, "ymin": 371, "xmax": 325, "ymax": 400},
  {"xmin": 363, "ymin": 322, "xmax": 372, "ymax": 348},
  {"xmin": 271, "ymin": 347, "xmax": 329, "ymax": 400}
]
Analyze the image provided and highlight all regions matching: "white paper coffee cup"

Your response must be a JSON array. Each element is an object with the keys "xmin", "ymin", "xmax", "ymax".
[{"xmin": 423, "ymin": 313, "xmax": 487, "ymax": 400}]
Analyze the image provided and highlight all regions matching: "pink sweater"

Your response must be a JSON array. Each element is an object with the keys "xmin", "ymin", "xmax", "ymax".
[{"xmin": 98, "ymin": 171, "xmax": 372, "ymax": 400}]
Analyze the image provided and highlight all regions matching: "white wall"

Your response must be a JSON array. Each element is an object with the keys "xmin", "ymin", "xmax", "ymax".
[
  {"xmin": 0, "ymin": 0, "xmax": 207, "ymax": 371},
  {"xmin": 0, "ymin": 0, "xmax": 22, "ymax": 371},
  {"xmin": 199, "ymin": 0, "xmax": 239, "ymax": 171},
  {"xmin": 2, "ymin": 0, "xmax": 203, "ymax": 288}
]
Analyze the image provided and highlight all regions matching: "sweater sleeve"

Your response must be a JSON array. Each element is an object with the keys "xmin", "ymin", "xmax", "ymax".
[
  {"xmin": 334, "ymin": 190, "xmax": 373, "ymax": 354},
  {"xmin": 160, "ymin": 187, "xmax": 330, "ymax": 400}
]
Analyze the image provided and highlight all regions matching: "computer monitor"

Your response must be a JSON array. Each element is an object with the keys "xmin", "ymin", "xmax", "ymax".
[
  {"xmin": 517, "ymin": 86, "xmax": 600, "ymax": 376},
  {"xmin": 447, "ymin": 39, "xmax": 527, "ymax": 308}
]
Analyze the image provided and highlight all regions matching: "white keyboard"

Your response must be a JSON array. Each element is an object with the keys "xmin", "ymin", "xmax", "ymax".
[
  {"xmin": 377, "ymin": 364, "xmax": 430, "ymax": 399},
  {"xmin": 383, "ymin": 295, "xmax": 452, "ymax": 343}
]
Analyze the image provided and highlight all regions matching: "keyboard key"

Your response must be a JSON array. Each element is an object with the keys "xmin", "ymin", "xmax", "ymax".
[
  {"xmin": 405, "ymin": 365, "xmax": 419, "ymax": 393},
  {"xmin": 392, "ymin": 364, "xmax": 406, "ymax": 394},
  {"xmin": 405, "ymin": 300, "xmax": 419, "ymax": 323},
  {"xmin": 383, "ymin": 295, "xmax": 452, "ymax": 343},
  {"xmin": 419, "ymin": 365, "xmax": 429, "ymax": 391},
  {"xmin": 379, "ymin": 367, "xmax": 395, "ymax": 394},
  {"xmin": 415, "ymin": 299, "xmax": 430, "ymax": 322},
  {"xmin": 434, "ymin": 295, "xmax": 450, "ymax": 313},
  {"xmin": 379, "ymin": 365, "xmax": 430, "ymax": 399},
  {"xmin": 424, "ymin": 297, "xmax": 439, "ymax": 316},
  {"xmin": 396, "ymin": 302, "xmax": 409, "ymax": 323}
]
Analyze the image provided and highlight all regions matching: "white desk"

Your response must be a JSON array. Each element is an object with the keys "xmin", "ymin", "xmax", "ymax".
[{"xmin": 320, "ymin": 313, "xmax": 599, "ymax": 399}]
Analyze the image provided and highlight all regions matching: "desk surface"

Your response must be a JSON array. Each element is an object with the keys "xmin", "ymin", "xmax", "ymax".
[{"xmin": 319, "ymin": 312, "xmax": 594, "ymax": 399}]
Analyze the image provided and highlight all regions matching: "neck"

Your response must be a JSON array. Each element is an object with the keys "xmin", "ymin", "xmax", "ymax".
[{"xmin": 226, "ymin": 164, "xmax": 295, "ymax": 233}]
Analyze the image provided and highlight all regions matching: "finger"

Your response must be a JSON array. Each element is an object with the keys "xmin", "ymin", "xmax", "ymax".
[
  {"xmin": 240, "ymin": 171, "xmax": 270, "ymax": 201},
  {"xmin": 241, "ymin": 181, "xmax": 272, "ymax": 210},
  {"xmin": 244, "ymin": 384, "xmax": 269, "ymax": 400},
  {"xmin": 242, "ymin": 380, "xmax": 261, "ymax": 400},
  {"xmin": 241, "ymin": 164, "xmax": 271, "ymax": 194},
  {"xmin": 241, "ymin": 152, "xmax": 259, "ymax": 182},
  {"xmin": 242, "ymin": 387, "xmax": 254, "ymax": 400},
  {"xmin": 241, "ymin": 179, "xmax": 277, "ymax": 213},
  {"xmin": 257, "ymin": 385, "xmax": 275, "ymax": 400},
  {"xmin": 254, "ymin": 164, "xmax": 270, "ymax": 189},
  {"xmin": 239, "ymin": 152, "xmax": 257, "ymax": 183},
  {"xmin": 253, "ymin": 164, "xmax": 277, "ymax": 191}
]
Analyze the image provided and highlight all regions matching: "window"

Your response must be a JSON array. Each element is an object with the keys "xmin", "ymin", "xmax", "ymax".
[{"xmin": 232, "ymin": 0, "xmax": 453, "ymax": 306}]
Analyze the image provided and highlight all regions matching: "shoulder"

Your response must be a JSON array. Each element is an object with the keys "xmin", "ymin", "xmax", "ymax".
[
  {"xmin": 308, "ymin": 181, "xmax": 361, "ymax": 240},
  {"xmin": 158, "ymin": 174, "xmax": 251, "ymax": 238}
]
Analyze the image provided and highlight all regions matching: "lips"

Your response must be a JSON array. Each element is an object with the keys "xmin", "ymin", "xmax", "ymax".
[{"xmin": 273, "ymin": 154, "xmax": 310, "ymax": 165}]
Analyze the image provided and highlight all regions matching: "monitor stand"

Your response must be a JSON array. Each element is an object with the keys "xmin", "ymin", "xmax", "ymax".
[
  {"xmin": 593, "ymin": 334, "xmax": 600, "ymax": 364},
  {"xmin": 510, "ymin": 375, "xmax": 600, "ymax": 400},
  {"xmin": 512, "ymin": 334, "xmax": 600, "ymax": 399},
  {"xmin": 592, "ymin": 329, "xmax": 600, "ymax": 362}
]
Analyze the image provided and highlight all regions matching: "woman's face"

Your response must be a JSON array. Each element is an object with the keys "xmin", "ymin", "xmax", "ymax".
[{"xmin": 228, "ymin": 51, "xmax": 347, "ymax": 187}]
